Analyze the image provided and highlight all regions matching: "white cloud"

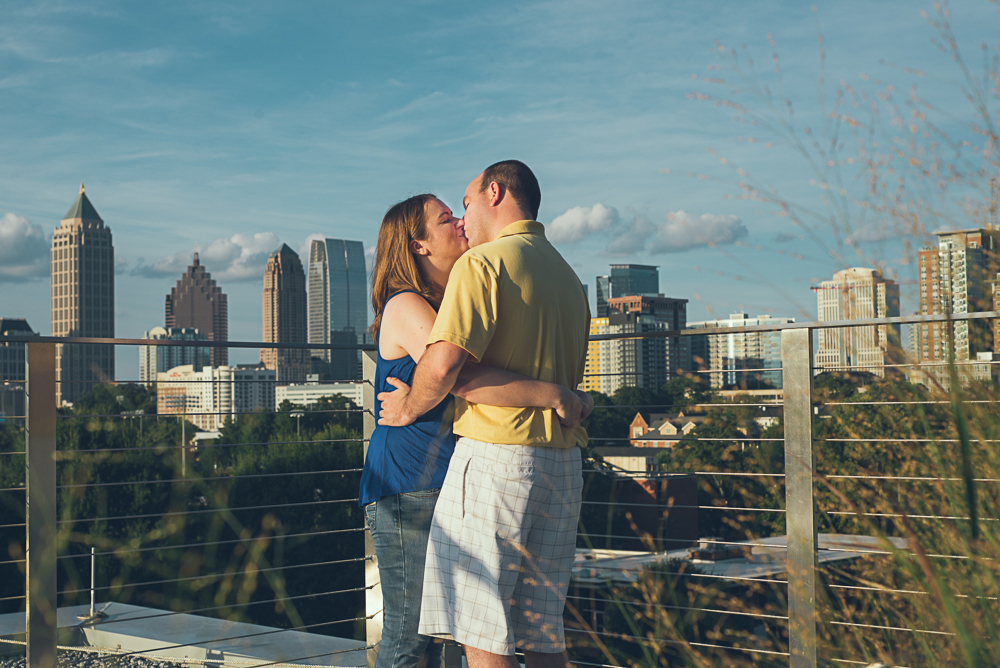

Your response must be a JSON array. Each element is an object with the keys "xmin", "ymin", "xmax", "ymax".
[
  {"xmin": 548, "ymin": 204, "xmax": 748, "ymax": 256},
  {"xmin": 548, "ymin": 204, "xmax": 620, "ymax": 243},
  {"xmin": 131, "ymin": 232, "xmax": 280, "ymax": 282},
  {"xmin": 648, "ymin": 211, "xmax": 748, "ymax": 254},
  {"xmin": 0, "ymin": 213, "xmax": 48, "ymax": 281}
]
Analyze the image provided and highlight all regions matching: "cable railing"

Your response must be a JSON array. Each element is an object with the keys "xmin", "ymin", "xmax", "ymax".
[
  {"xmin": 3, "ymin": 311, "xmax": 1000, "ymax": 667},
  {"xmin": 0, "ymin": 336, "xmax": 372, "ymax": 668}
]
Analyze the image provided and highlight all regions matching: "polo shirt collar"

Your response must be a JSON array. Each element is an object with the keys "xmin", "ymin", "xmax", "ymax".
[{"xmin": 496, "ymin": 220, "xmax": 545, "ymax": 240}]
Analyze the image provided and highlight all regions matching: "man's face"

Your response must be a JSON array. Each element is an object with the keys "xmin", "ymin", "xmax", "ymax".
[{"xmin": 462, "ymin": 173, "xmax": 491, "ymax": 247}]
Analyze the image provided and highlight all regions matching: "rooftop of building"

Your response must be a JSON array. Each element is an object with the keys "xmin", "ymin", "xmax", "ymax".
[
  {"xmin": 572, "ymin": 534, "xmax": 909, "ymax": 587},
  {"xmin": 0, "ymin": 318, "xmax": 37, "ymax": 335},
  {"xmin": 62, "ymin": 183, "xmax": 103, "ymax": 223}
]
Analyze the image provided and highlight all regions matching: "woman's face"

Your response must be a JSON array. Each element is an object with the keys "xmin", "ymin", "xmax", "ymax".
[{"xmin": 418, "ymin": 197, "xmax": 469, "ymax": 267}]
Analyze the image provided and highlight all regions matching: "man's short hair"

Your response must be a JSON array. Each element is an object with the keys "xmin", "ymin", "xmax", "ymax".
[{"xmin": 480, "ymin": 160, "xmax": 541, "ymax": 220}]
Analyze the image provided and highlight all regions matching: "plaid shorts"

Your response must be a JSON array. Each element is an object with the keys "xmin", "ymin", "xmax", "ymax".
[{"xmin": 417, "ymin": 437, "xmax": 583, "ymax": 655}]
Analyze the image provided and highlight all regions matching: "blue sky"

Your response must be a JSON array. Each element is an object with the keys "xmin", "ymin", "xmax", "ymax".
[{"xmin": 1, "ymin": 0, "xmax": 997, "ymax": 379}]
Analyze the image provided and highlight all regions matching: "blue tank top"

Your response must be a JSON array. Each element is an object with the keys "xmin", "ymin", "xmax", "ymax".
[{"xmin": 358, "ymin": 293, "xmax": 456, "ymax": 506}]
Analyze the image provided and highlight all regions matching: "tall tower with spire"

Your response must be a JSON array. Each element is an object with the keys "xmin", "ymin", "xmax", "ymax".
[
  {"xmin": 262, "ymin": 244, "xmax": 308, "ymax": 385},
  {"xmin": 52, "ymin": 184, "xmax": 115, "ymax": 405},
  {"xmin": 165, "ymin": 253, "xmax": 229, "ymax": 367}
]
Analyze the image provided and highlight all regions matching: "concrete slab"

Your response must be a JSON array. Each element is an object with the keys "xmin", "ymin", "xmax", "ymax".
[{"xmin": 0, "ymin": 603, "xmax": 367, "ymax": 666}]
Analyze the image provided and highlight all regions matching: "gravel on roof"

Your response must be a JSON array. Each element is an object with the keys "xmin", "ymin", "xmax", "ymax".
[{"xmin": 1, "ymin": 649, "xmax": 182, "ymax": 668}]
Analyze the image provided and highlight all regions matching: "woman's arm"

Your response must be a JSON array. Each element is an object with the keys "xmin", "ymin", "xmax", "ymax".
[
  {"xmin": 378, "ymin": 292, "xmax": 438, "ymax": 362},
  {"xmin": 451, "ymin": 364, "xmax": 593, "ymax": 426}
]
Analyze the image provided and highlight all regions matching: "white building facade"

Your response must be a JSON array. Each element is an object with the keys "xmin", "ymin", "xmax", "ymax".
[
  {"xmin": 815, "ymin": 267, "xmax": 900, "ymax": 377},
  {"xmin": 157, "ymin": 364, "xmax": 276, "ymax": 431}
]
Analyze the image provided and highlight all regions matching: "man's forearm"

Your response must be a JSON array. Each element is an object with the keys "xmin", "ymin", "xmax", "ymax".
[{"xmin": 402, "ymin": 341, "xmax": 468, "ymax": 418}]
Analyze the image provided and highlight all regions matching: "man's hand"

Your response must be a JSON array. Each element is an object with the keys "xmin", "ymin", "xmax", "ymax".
[
  {"xmin": 575, "ymin": 389, "xmax": 595, "ymax": 422},
  {"xmin": 378, "ymin": 377, "xmax": 418, "ymax": 427},
  {"xmin": 554, "ymin": 387, "xmax": 594, "ymax": 429}
]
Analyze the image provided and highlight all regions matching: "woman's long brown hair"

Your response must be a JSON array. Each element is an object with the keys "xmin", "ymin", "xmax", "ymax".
[{"xmin": 369, "ymin": 194, "xmax": 441, "ymax": 342}]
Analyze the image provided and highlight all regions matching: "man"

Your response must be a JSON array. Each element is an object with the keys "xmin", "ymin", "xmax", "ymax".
[{"xmin": 378, "ymin": 160, "xmax": 590, "ymax": 668}]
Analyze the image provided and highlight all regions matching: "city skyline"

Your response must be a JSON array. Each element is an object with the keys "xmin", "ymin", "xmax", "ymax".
[{"xmin": 4, "ymin": 2, "xmax": 998, "ymax": 383}]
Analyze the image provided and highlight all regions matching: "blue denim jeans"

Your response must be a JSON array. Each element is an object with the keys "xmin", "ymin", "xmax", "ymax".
[{"xmin": 365, "ymin": 489, "xmax": 444, "ymax": 668}]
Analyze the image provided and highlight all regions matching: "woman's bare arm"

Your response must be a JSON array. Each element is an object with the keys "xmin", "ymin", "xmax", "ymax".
[{"xmin": 451, "ymin": 364, "xmax": 592, "ymax": 426}]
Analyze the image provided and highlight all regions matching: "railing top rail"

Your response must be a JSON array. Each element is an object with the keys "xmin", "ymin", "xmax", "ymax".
[
  {"xmin": 589, "ymin": 310, "xmax": 1000, "ymax": 341},
  {"xmin": 1, "ymin": 310, "xmax": 997, "ymax": 347},
  {"xmin": 0, "ymin": 334, "xmax": 376, "ymax": 350}
]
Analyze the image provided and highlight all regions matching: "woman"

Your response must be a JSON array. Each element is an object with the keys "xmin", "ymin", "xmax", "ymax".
[{"xmin": 359, "ymin": 194, "xmax": 587, "ymax": 668}]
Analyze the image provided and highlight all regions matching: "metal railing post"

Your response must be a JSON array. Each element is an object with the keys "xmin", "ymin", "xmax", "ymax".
[
  {"xmin": 26, "ymin": 341, "xmax": 58, "ymax": 668},
  {"xmin": 362, "ymin": 350, "xmax": 381, "ymax": 668},
  {"xmin": 781, "ymin": 328, "xmax": 818, "ymax": 668}
]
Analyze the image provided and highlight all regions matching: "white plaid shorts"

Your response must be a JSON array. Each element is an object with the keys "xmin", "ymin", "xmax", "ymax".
[{"xmin": 417, "ymin": 437, "xmax": 583, "ymax": 655}]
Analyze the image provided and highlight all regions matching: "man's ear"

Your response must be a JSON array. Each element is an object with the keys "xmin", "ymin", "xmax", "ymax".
[
  {"xmin": 488, "ymin": 181, "xmax": 505, "ymax": 207},
  {"xmin": 410, "ymin": 238, "xmax": 429, "ymax": 256}
]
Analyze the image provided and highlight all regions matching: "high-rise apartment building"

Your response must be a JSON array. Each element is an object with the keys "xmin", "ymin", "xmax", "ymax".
[
  {"xmin": 909, "ymin": 230, "xmax": 1000, "ymax": 373},
  {"xmin": 52, "ymin": 185, "xmax": 115, "ymax": 405},
  {"xmin": 306, "ymin": 238, "xmax": 368, "ymax": 378},
  {"xmin": 157, "ymin": 364, "xmax": 275, "ymax": 432},
  {"xmin": 139, "ymin": 327, "xmax": 211, "ymax": 386},
  {"xmin": 595, "ymin": 264, "xmax": 659, "ymax": 317},
  {"xmin": 262, "ymin": 244, "xmax": 309, "ymax": 385},
  {"xmin": 687, "ymin": 312, "xmax": 794, "ymax": 389},
  {"xmin": 165, "ymin": 253, "xmax": 228, "ymax": 368},
  {"xmin": 583, "ymin": 295, "xmax": 687, "ymax": 396},
  {"xmin": 815, "ymin": 267, "xmax": 901, "ymax": 377},
  {"xmin": 0, "ymin": 318, "xmax": 38, "ymax": 421}
]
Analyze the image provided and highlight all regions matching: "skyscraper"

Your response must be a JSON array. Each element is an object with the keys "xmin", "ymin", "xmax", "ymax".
[
  {"xmin": 165, "ymin": 253, "xmax": 228, "ymax": 367},
  {"xmin": 815, "ymin": 267, "xmax": 901, "ymax": 377},
  {"xmin": 595, "ymin": 264, "xmax": 659, "ymax": 317},
  {"xmin": 262, "ymin": 244, "xmax": 309, "ymax": 385},
  {"xmin": 910, "ymin": 229, "xmax": 1000, "ymax": 370},
  {"xmin": 583, "ymin": 295, "xmax": 687, "ymax": 395},
  {"xmin": 52, "ymin": 185, "xmax": 115, "ymax": 405},
  {"xmin": 687, "ymin": 312, "xmax": 794, "ymax": 389},
  {"xmin": 307, "ymin": 238, "xmax": 368, "ymax": 377}
]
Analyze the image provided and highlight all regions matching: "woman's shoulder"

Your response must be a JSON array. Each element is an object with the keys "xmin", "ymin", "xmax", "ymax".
[{"xmin": 383, "ymin": 291, "xmax": 435, "ymax": 319}]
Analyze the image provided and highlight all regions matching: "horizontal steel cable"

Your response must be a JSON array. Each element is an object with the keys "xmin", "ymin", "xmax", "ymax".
[
  {"xmin": 57, "ymin": 436, "xmax": 367, "ymax": 455},
  {"xmin": 57, "ymin": 467, "xmax": 364, "ymax": 490},
  {"xmin": 824, "ymin": 510, "xmax": 999, "ymax": 521},
  {"xmin": 588, "ymin": 436, "xmax": 785, "ymax": 442},
  {"xmin": 61, "ymin": 555, "xmax": 367, "ymax": 597},
  {"xmin": 0, "ymin": 522, "xmax": 25, "ymax": 529},
  {"xmin": 565, "ymin": 594, "xmax": 788, "ymax": 620},
  {"xmin": 565, "ymin": 627, "xmax": 789, "ymax": 657},
  {"xmin": 828, "ymin": 620, "xmax": 954, "ymax": 636},
  {"xmin": 59, "ymin": 496, "xmax": 359, "ymax": 525},
  {"xmin": 53, "ymin": 527, "xmax": 364, "ymax": 562},
  {"xmin": 61, "ymin": 407, "xmax": 364, "ymax": 419},
  {"xmin": 581, "ymin": 500, "xmax": 786, "ymax": 512},
  {"xmin": 824, "ymin": 474, "xmax": 1000, "ymax": 482}
]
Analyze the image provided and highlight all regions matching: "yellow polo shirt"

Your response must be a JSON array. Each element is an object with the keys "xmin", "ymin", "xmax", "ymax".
[{"xmin": 429, "ymin": 220, "xmax": 590, "ymax": 448}]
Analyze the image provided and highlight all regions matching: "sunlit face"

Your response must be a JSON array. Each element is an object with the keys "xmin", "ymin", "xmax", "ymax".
[
  {"xmin": 461, "ymin": 173, "xmax": 491, "ymax": 247},
  {"xmin": 417, "ymin": 197, "xmax": 468, "ymax": 266}
]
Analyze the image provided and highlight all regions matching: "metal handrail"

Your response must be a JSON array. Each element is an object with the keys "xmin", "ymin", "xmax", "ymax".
[{"xmin": 0, "ymin": 309, "xmax": 996, "ymax": 347}]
